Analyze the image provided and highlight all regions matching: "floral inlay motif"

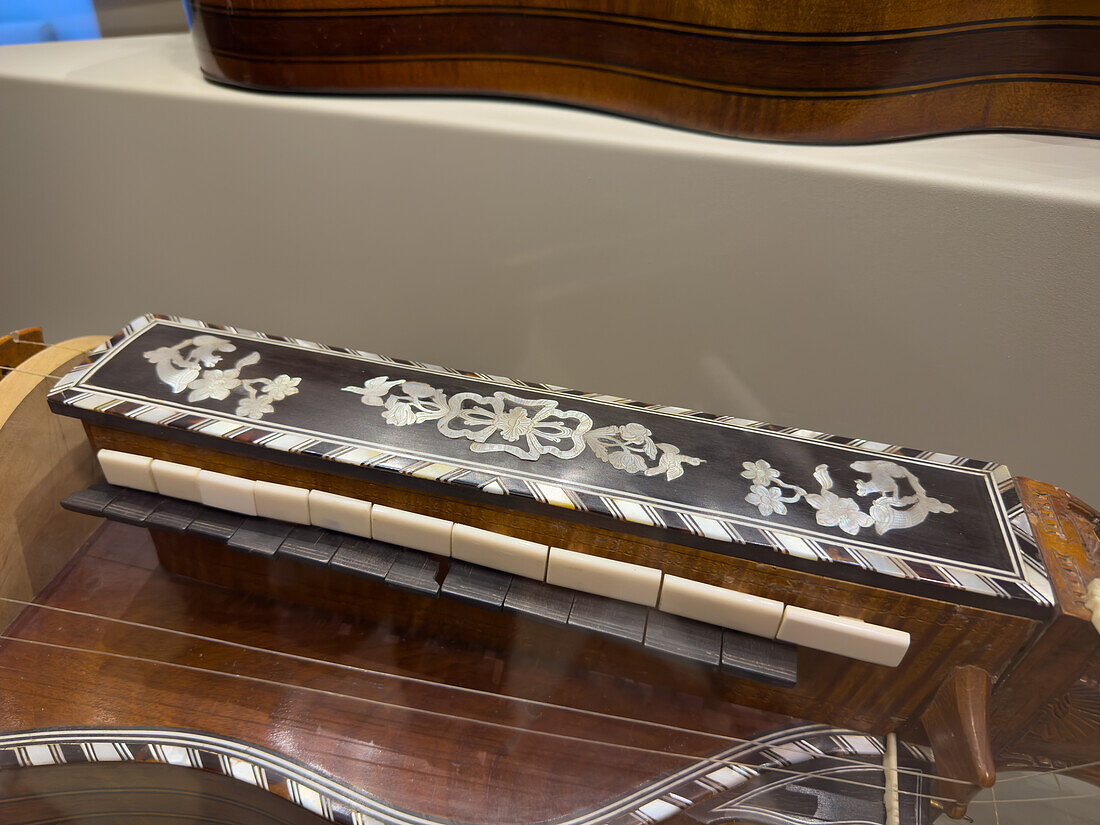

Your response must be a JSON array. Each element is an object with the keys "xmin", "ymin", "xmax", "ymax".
[
  {"xmin": 144, "ymin": 335, "xmax": 300, "ymax": 421},
  {"xmin": 741, "ymin": 459, "xmax": 956, "ymax": 535},
  {"xmin": 342, "ymin": 377, "xmax": 704, "ymax": 480}
]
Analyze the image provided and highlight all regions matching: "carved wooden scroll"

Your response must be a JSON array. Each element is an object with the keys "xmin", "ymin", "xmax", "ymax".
[{"xmin": 991, "ymin": 479, "xmax": 1100, "ymax": 787}]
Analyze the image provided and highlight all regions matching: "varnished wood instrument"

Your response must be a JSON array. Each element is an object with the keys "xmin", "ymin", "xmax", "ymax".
[
  {"xmin": 183, "ymin": 1, "xmax": 1100, "ymax": 142},
  {"xmin": 1, "ymin": 327, "xmax": 936, "ymax": 825},
  {"xmin": 2, "ymin": 317, "xmax": 1098, "ymax": 824}
]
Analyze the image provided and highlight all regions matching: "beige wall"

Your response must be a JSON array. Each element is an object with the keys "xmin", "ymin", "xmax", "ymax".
[{"xmin": 2, "ymin": 35, "xmax": 1098, "ymax": 506}]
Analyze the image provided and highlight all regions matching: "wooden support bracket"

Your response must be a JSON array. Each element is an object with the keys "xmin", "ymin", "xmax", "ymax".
[{"xmin": 921, "ymin": 665, "xmax": 995, "ymax": 819}]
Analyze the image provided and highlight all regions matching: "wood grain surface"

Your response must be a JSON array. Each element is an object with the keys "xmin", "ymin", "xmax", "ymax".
[
  {"xmin": 184, "ymin": 0, "xmax": 1100, "ymax": 142},
  {"xmin": 919, "ymin": 666, "xmax": 995, "ymax": 819},
  {"xmin": 0, "ymin": 337, "xmax": 107, "ymax": 629},
  {"xmin": 84, "ymin": 422, "xmax": 1043, "ymax": 736},
  {"xmin": 0, "ymin": 522, "xmax": 805, "ymax": 825},
  {"xmin": 4, "ymin": 343, "xmax": 1098, "ymax": 822}
]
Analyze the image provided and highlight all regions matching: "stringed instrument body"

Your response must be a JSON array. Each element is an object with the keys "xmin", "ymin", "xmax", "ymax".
[
  {"xmin": 1, "ymin": 318, "xmax": 1098, "ymax": 824},
  {"xmin": 183, "ymin": 0, "xmax": 1100, "ymax": 142}
]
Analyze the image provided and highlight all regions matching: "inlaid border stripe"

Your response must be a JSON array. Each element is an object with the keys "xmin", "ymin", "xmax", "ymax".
[{"xmin": 0, "ymin": 725, "xmax": 908, "ymax": 825}]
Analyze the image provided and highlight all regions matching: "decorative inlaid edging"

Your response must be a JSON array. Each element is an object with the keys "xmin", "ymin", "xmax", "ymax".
[
  {"xmin": 0, "ymin": 725, "xmax": 930, "ymax": 825},
  {"xmin": 48, "ymin": 315, "xmax": 1054, "ymax": 608}
]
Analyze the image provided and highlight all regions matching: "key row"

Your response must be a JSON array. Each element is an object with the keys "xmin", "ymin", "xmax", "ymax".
[{"xmin": 97, "ymin": 449, "xmax": 910, "ymax": 667}]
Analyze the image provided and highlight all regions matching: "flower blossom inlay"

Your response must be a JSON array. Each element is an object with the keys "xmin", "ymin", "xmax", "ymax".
[
  {"xmin": 341, "ymin": 377, "xmax": 704, "ymax": 480},
  {"xmin": 143, "ymin": 336, "xmax": 300, "ymax": 422},
  {"xmin": 741, "ymin": 459, "xmax": 955, "ymax": 535}
]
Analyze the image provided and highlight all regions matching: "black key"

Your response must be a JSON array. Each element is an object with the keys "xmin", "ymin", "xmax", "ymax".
[
  {"xmin": 277, "ymin": 526, "xmax": 332, "ymax": 564},
  {"xmin": 330, "ymin": 536, "xmax": 398, "ymax": 581},
  {"xmin": 502, "ymin": 577, "xmax": 574, "ymax": 625},
  {"xmin": 309, "ymin": 531, "xmax": 344, "ymax": 565},
  {"xmin": 103, "ymin": 489, "xmax": 162, "ymax": 526},
  {"xmin": 145, "ymin": 498, "xmax": 204, "ymax": 533},
  {"xmin": 227, "ymin": 517, "xmax": 293, "ymax": 557},
  {"xmin": 188, "ymin": 507, "xmax": 245, "ymax": 542},
  {"xmin": 384, "ymin": 549, "xmax": 441, "ymax": 597},
  {"xmin": 441, "ymin": 561, "xmax": 513, "ymax": 610},
  {"xmin": 720, "ymin": 628, "xmax": 798, "ymax": 687},
  {"xmin": 643, "ymin": 611, "xmax": 722, "ymax": 668},
  {"xmin": 567, "ymin": 592, "xmax": 648, "ymax": 644},
  {"xmin": 60, "ymin": 482, "xmax": 125, "ymax": 516}
]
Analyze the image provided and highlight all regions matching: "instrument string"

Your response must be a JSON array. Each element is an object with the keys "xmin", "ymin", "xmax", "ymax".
[
  {"xmin": 996, "ymin": 759, "xmax": 1100, "ymax": 784},
  {"xmin": 0, "ymin": 595, "xmax": 945, "ymax": 785},
  {"xmin": 0, "ymin": 632, "xmax": 954, "ymax": 805},
  {"xmin": 3, "ymin": 600, "xmax": 1099, "ymax": 803},
  {"xmin": 3, "ymin": 632, "xmax": 1096, "ymax": 809},
  {"xmin": 1, "ymin": 334, "xmax": 90, "ymax": 355},
  {"xmin": 974, "ymin": 791, "xmax": 1100, "ymax": 804},
  {"xmin": 0, "ymin": 364, "xmax": 69, "ymax": 382}
]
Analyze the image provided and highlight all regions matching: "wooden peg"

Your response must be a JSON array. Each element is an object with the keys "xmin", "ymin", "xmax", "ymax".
[{"xmin": 921, "ymin": 665, "xmax": 995, "ymax": 819}]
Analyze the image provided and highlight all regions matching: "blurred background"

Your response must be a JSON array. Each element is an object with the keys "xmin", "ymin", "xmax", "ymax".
[{"xmin": 0, "ymin": 0, "xmax": 185, "ymax": 45}]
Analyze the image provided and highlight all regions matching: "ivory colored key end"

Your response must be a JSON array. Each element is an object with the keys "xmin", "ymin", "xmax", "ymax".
[
  {"xmin": 372, "ymin": 504, "xmax": 453, "ymax": 557},
  {"xmin": 1085, "ymin": 578, "xmax": 1100, "ymax": 635},
  {"xmin": 546, "ymin": 546, "xmax": 662, "ymax": 607},
  {"xmin": 451, "ymin": 524, "xmax": 548, "ymax": 580},
  {"xmin": 98, "ymin": 449, "xmax": 157, "ymax": 493},
  {"xmin": 777, "ymin": 605, "xmax": 910, "ymax": 667},
  {"xmin": 659, "ymin": 575, "xmax": 784, "ymax": 638},
  {"xmin": 151, "ymin": 459, "xmax": 202, "ymax": 503},
  {"xmin": 308, "ymin": 490, "xmax": 372, "ymax": 538},
  {"xmin": 197, "ymin": 470, "xmax": 258, "ymax": 516},
  {"xmin": 254, "ymin": 479, "xmax": 311, "ymax": 525}
]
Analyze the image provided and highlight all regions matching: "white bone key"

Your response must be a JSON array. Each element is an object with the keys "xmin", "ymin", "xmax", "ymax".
[
  {"xmin": 450, "ymin": 524, "xmax": 548, "ymax": 580},
  {"xmin": 197, "ymin": 470, "xmax": 257, "ymax": 516},
  {"xmin": 98, "ymin": 449, "xmax": 157, "ymax": 493},
  {"xmin": 150, "ymin": 459, "xmax": 202, "ymax": 502},
  {"xmin": 1085, "ymin": 578, "xmax": 1100, "ymax": 635},
  {"xmin": 658, "ymin": 575, "xmax": 784, "ymax": 638},
  {"xmin": 777, "ymin": 605, "xmax": 910, "ymax": 667},
  {"xmin": 372, "ymin": 504, "xmax": 452, "ymax": 556},
  {"xmin": 308, "ymin": 490, "xmax": 372, "ymax": 538},
  {"xmin": 546, "ymin": 547, "xmax": 662, "ymax": 607},
  {"xmin": 254, "ymin": 480, "xmax": 310, "ymax": 524}
]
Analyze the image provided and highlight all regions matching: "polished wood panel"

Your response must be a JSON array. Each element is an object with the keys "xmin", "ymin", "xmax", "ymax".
[
  {"xmin": 185, "ymin": 0, "xmax": 1100, "ymax": 142},
  {"xmin": 0, "ymin": 522, "xmax": 806, "ymax": 824},
  {"xmin": 0, "ymin": 337, "xmax": 107, "ymax": 630}
]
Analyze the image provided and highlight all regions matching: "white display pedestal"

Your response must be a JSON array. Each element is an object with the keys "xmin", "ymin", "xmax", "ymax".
[{"xmin": 1, "ymin": 34, "xmax": 1098, "ymax": 502}]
